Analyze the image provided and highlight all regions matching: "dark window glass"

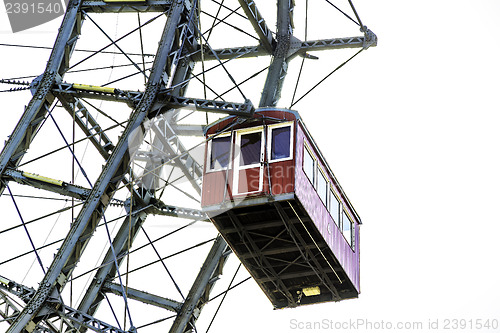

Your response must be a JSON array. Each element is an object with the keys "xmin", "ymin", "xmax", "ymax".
[
  {"xmin": 318, "ymin": 169, "xmax": 328, "ymax": 206},
  {"xmin": 240, "ymin": 132, "xmax": 262, "ymax": 166},
  {"xmin": 271, "ymin": 126, "xmax": 291, "ymax": 160},
  {"xmin": 329, "ymin": 189, "xmax": 340, "ymax": 227},
  {"xmin": 210, "ymin": 136, "xmax": 231, "ymax": 170},
  {"xmin": 303, "ymin": 146, "xmax": 315, "ymax": 185}
]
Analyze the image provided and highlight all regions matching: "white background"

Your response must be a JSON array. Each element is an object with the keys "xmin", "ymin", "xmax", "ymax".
[{"xmin": 1, "ymin": 1, "xmax": 500, "ymax": 332}]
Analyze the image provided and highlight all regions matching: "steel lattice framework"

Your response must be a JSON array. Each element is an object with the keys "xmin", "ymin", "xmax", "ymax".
[{"xmin": 0, "ymin": 1, "xmax": 376, "ymax": 332}]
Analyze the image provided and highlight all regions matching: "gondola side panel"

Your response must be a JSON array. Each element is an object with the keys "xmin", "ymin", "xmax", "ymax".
[{"xmin": 202, "ymin": 134, "xmax": 232, "ymax": 207}]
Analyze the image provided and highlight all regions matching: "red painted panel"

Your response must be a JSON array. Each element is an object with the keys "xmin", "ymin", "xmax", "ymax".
[
  {"xmin": 202, "ymin": 170, "xmax": 233, "ymax": 206},
  {"xmin": 205, "ymin": 109, "xmax": 298, "ymax": 136},
  {"xmin": 237, "ymin": 168, "xmax": 261, "ymax": 194},
  {"xmin": 267, "ymin": 160, "xmax": 295, "ymax": 195}
]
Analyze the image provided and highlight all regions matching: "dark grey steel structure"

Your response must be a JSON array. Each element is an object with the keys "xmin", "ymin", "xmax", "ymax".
[{"xmin": 0, "ymin": 1, "xmax": 376, "ymax": 332}]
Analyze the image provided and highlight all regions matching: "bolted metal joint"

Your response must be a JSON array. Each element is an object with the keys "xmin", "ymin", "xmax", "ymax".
[
  {"xmin": 363, "ymin": 28, "xmax": 377, "ymax": 49},
  {"xmin": 274, "ymin": 34, "xmax": 291, "ymax": 58}
]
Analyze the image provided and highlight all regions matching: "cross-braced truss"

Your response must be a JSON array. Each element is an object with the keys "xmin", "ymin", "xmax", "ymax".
[{"xmin": 0, "ymin": 0, "xmax": 376, "ymax": 332}]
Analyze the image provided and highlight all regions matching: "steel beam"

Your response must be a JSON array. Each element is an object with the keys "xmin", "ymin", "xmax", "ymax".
[
  {"xmin": 259, "ymin": 0, "xmax": 294, "ymax": 107},
  {"xmin": 2, "ymin": 168, "xmax": 90, "ymax": 200},
  {"xmin": 238, "ymin": 244, "xmax": 319, "ymax": 260},
  {"xmin": 191, "ymin": 45, "xmax": 266, "ymax": 61},
  {"xmin": 298, "ymin": 34, "xmax": 377, "ymax": 53},
  {"xmin": 192, "ymin": 32, "xmax": 377, "ymax": 62},
  {"xmin": 5, "ymin": 2, "xmax": 187, "ymax": 332},
  {"xmin": 56, "ymin": 305, "xmax": 130, "ymax": 333},
  {"xmin": 0, "ymin": 278, "xmax": 74, "ymax": 333},
  {"xmin": 225, "ymin": 210, "xmax": 298, "ymax": 307},
  {"xmin": 103, "ymin": 281, "xmax": 183, "ymax": 313},
  {"xmin": 52, "ymin": 83, "xmax": 255, "ymax": 117},
  {"xmin": 55, "ymin": 87, "xmax": 146, "ymax": 207},
  {"xmin": 0, "ymin": 291, "xmax": 62, "ymax": 333},
  {"xmin": 74, "ymin": 3, "xmax": 204, "ymax": 328},
  {"xmin": 74, "ymin": 202, "xmax": 205, "ymax": 320},
  {"xmin": 151, "ymin": 120, "xmax": 203, "ymax": 194},
  {"xmin": 237, "ymin": 0, "xmax": 275, "ymax": 53},
  {"xmin": 3, "ymin": 169, "xmax": 213, "ymax": 218},
  {"xmin": 156, "ymin": 95, "xmax": 255, "ymax": 117},
  {"xmin": 75, "ymin": 202, "xmax": 147, "ymax": 321},
  {"xmin": 259, "ymin": 267, "xmax": 342, "ymax": 283},
  {"xmin": 57, "ymin": 95, "xmax": 115, "ymax": 158},
  {"xmin": 169, "ymin": 124, "xmax": 205, "ymax": 136},
  {"xmin": 66, "ymin": 7, "xmax": 207, "ymax": 326},
  {"xmin": 73, "ymin": 1, "xmax": 188, "ymax": 325},
  {"xmin": 273, "ymin": 201, "xmax": 341, "ymax": 300},
  {"xmin": 0, "ymin": 291, "xmax": 20, "ymax": 326},
  {"xmin": 139, "ymin": 0, "xmax": 199, "ymax": 191},
  {"xmin": 145, "ymin": 203, "xmax": 207, "ymax": 220},
  {"xmin": 81, "ymin": 0, "xmax": 173, "ymax": 13},
  {"xmin": 52, "ymin": 82, "xmax": 142, "ymax": 106},
  {"xmin": 168, "ymin": 235, "xmax": 230, "ymax": 333},
  {"xmin": 74, "ymin": 201, "xmax": 206, "ymax": 324},
  {"xmin": 0, "ymin": 275, "xmax": 36, "ymax": 304}
]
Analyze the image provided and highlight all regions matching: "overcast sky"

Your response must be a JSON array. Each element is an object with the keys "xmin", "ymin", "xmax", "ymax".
[{"xmin": 1, "ymin": 1, "xmax": 500, "ymax": 332}]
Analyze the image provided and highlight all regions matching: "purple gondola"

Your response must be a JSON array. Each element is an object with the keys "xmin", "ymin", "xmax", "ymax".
[{"xmin": 202, "ymin": 108, "xmax": 361, "ymax": 308}]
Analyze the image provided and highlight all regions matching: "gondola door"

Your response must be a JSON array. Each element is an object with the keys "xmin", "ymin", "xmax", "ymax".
[{"xmin": 233, "ymin": 126, "xmax": 265, "ymax": 195}]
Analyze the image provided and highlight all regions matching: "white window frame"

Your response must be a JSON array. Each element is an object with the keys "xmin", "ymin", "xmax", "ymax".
[
  {"xmin": 303, "ymin": 143, "xmax": 316, "ymax": 188},
  {"xmin": 206, "ymin": 132, "xmax": 232, "ymax": 173},
  {"xmin": 234, "ymin": 126, "xmax": 265, "ymax": 170},
  {"xmin": 317, "ymin": 166, "xmax": 329, "ymax": 207},
  {"xmin": 342, "ymin": 209, "xmax": 355, "ymax": 250},
  {"xmin": 329, "ymin": 186, "xmax": 341, "ymax": 227},
  {"xmin": 267, "ymin": 122, "xmax": 294, "ymax": 163}
]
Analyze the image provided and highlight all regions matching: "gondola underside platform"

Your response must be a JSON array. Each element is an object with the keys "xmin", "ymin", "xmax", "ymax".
[{"xmin": 204, "ymin": 195, "xmax": 358, "ymax": 309}]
